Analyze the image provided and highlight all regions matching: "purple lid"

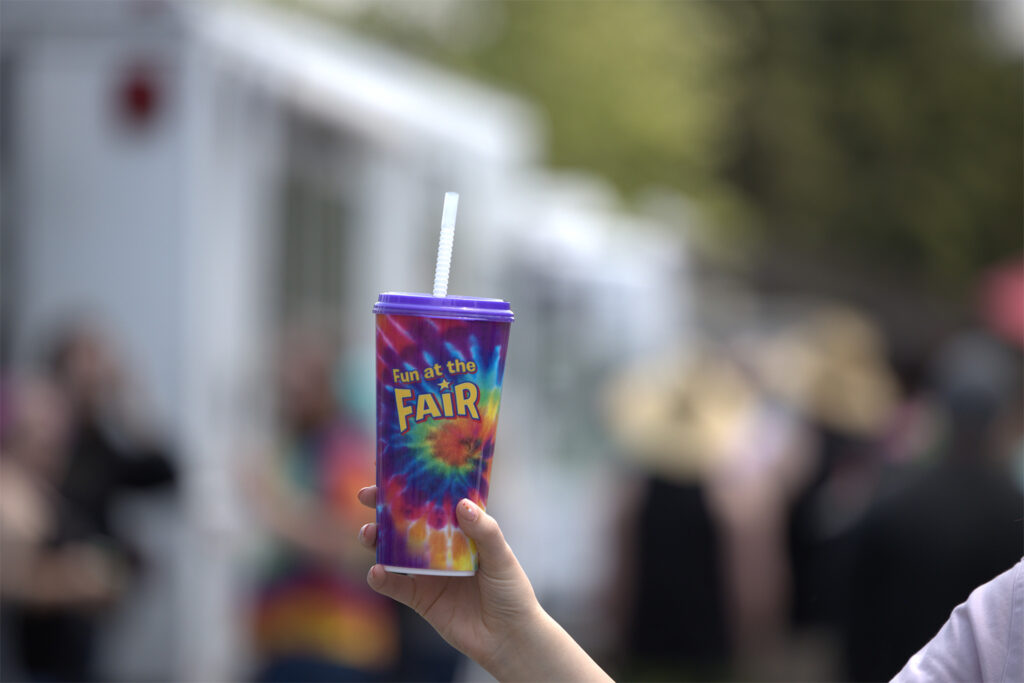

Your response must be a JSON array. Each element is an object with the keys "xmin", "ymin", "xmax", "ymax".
[{"xmin": 373, "ymin": 292, "xmax": 514, "ymax": 323}]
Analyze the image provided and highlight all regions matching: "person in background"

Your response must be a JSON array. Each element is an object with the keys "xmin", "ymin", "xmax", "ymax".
[
  {"xmin": 0, "ymin": 375, "xmax": 129, "ymax": 682},
  {"xmin": 601, "ymin": 349, "xmax": 743, "ymax": 680},
  {"xmin": 603, "ymin": 345, "xmax": 813, "ymax": 679},
  {"xmin": 45, "ymin": 321, "xmax": 177, "ymax": 551},
  {"xmin": 244, "ymin": 323, "xmax": 398, "ymax": 683},
  {"xmin": 844, "ymin": 329, "xmax": 1024, "ymax": 680},
  {"xmin": 3, "ymin": 322, "xmax": 176, "ymax": 681},
  {"xmin": 745, "ymin": 308, "xmax": 899, "ymax": 639}
]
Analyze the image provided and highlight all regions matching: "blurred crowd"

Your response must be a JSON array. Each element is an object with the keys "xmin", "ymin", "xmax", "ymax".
[
  {"xmin": 0, "ymin": 318, "xmax": 457, "ymax": 683},
  {"xmin": 595, "ymin": 269, "xmax": 1024, "ymax": 681},
  {"xmin": 2, "ymin": 262, "xmax": 1021, "ymax": 683},
  {"xmin": 0, "ymin": 323, "xmax": 177, "ymax": 681}
]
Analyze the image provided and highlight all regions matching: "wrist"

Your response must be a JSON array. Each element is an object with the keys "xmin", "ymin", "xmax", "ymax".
[
  {"xmin": 480, "ymin": 602, "xmax": 549, "ymax": 681},
  {"xmin": 484, "ymin": 604, "xmax": 609, "ymax": 682}
]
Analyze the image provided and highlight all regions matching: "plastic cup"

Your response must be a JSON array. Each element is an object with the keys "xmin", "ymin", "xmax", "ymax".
[{"xmin": 374, "ymin": 292, "xmax": 513, "ymax": 575}]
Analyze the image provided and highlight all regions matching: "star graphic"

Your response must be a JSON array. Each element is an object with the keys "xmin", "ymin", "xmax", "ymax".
[{"xmin": 438, "ymin": 378, "xmax": 451, "ymax": 390}]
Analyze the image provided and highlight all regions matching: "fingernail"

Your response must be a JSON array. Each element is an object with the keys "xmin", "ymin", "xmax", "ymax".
[
  {"xmin": 367, "ymin": 565, "xmax": 384, "ymax": 587},
  {"xmin": 459, "ymin": 499, "xmax": 479, "ymax": 521},
  {"xmin": 359, "ymin": 523, "xmax": 369, "ymax": 542}
]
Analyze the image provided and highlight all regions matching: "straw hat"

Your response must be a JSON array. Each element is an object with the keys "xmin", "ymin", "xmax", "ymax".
[
  {"xmin": 747, "ymin": 306, "xmax": 898, "ymax": 437},
  {"xmin": 603, "ymin": 347, "xmax": 761, "ymax": 481}
]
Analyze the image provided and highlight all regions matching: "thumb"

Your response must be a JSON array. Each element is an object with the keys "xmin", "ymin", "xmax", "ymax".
[
  {"xmin": 456, "ymin": 499, "xmax": 518, "ymax": 576},
  {"xmin": 366, "ymin": 564, "xmax": 417, "ymax": 609}
]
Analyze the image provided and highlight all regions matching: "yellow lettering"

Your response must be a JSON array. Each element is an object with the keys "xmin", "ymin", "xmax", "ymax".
[
  {"xmin": 447, "ymin": 359, "xmax": 468, "ymax": 374},
  {"xmin": 394, "ymin": 368, "xmax": 420, "ymax": 383},
  {"xmin": 415, "ymin": 393, "xmax": 442, "ymax": 422},
  {"xmin": 441, "ymin": 392, "xmax": 454, "ymax": 417},
  {"xmin": 466, "ymin": 361, "xmax": 477, "ymax": 373},
  {"xmin": 395, "ymin": 388, "xmax": 414, "ymax": 432},
  {"xmin": 455, "ymin": 382, "xmax": 480, "ymax": 419}
]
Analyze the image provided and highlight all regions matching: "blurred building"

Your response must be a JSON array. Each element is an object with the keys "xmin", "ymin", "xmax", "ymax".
[{"xmin": 1, "ymin": 2, "xmax": 692, "ymax": 680}]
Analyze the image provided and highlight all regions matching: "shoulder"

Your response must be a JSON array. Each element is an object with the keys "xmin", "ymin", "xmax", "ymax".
[{"xmin": 892, "ymin": 558, "xmax": 1024, "ymax": 683}]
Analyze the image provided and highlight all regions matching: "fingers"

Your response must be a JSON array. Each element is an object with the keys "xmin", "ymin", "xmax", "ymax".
[
  {"xmin": 358, "ymin": 523, "xmax": 377, "ymax": 549},
  {"xmin": 455, "ymin": 499, "xmax": 517, "ymax": 576},
  {"xmin": 367, "ymin": 564, "xmax": 418, "ymax": 608},
  {"xmin": 357, "ymin": 486, "xmax": 377, "ymax": 509},
  {"xmin": 357, "ymin": 488, "xmax": 377, "ymax": 551}
]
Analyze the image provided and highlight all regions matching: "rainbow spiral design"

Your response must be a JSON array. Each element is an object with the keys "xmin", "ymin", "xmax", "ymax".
[{"xmin": 375, "ymin": 314, "xmax": 510, "ymax": 572}]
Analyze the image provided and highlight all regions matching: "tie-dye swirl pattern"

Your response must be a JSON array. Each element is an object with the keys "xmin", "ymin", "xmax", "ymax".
[{"xmin": 376, "ymin": 313, "xmax": 511, "ymax": 573}]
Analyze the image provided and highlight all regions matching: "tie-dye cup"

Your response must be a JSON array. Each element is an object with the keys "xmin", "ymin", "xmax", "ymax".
[{"xmin": 374, "ymin": 293, "xmax": 513, "ymax": 575}]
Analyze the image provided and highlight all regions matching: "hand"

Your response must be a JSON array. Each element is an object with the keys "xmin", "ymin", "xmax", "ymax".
[
  {"xmin": 61, "ymin": 543, "xmax": 125, "ymax": 606},
  {"xmin": 357, "ymin": 486, "xmax": 611, "ymax": 681},
  {"xmin": 356, "ymin": 486, "xmax": 543, "ymax": 675}
]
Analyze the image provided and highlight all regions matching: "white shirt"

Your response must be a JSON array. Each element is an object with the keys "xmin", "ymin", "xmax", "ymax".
[{"xmin": 893, "ymin": 558, "xmax": 1024, "ymax": 682}]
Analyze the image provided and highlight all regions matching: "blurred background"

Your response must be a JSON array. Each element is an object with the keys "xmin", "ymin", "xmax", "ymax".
[{"xmin": 0, "ymin": 1, "xmax": 1021, "ymax": 681}]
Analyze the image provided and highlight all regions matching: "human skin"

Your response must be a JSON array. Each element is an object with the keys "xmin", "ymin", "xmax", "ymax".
[{"xmin": 357, "ymin": 486, "xmax": 611, "ymax": 682}]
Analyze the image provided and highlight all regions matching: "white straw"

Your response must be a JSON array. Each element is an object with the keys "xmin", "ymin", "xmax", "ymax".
[{"xmin": 432, "ymin": 192, "xmax": 459, "ymax": 298}]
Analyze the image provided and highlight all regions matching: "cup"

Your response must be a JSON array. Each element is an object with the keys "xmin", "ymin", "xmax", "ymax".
[{"xmin": 374, "ymin": 292, "xmax": 513, "ymax": 575}]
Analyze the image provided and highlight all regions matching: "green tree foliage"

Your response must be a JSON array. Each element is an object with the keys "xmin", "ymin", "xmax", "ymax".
[
  {"xmin": 721, "ymin": 2, "xmax": 1023, "ymax": 289},
  {"xmin": 311, "ymin": 0, "xmax": 1022, "ymax": 289}
]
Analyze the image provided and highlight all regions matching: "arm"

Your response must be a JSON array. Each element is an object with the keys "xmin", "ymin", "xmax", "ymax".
[
  {"xmin": 484, "ymin": 603, "xmax": 611, "ymax": 682},
  {"xmin": 1, "ymin": 537, "xmax": 122, "ymax": 607},
  {"xmin": 357, "ymin": 487, "xmax": 611, "ymax": 682},
  {"xmin": 0, "ymin": 464, "xmax": 122, "ymax": 607}
]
